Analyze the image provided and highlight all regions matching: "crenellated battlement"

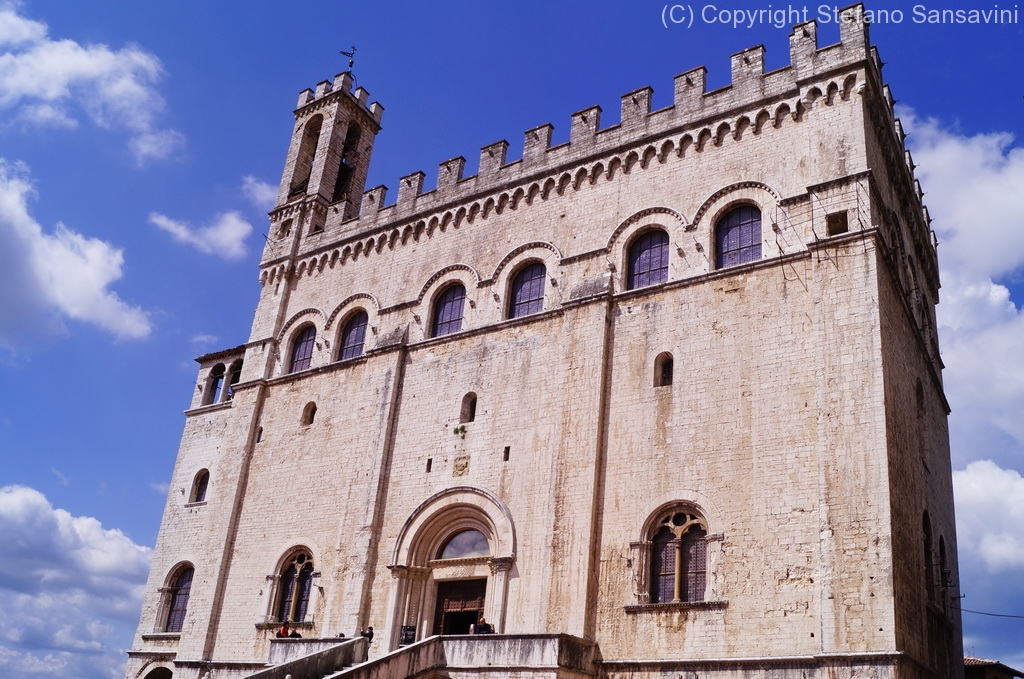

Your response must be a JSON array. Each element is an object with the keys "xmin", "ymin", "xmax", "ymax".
[
  {"xmin": 295, "ymin": 70, "xmax": 384, "ymax": 124},
  {"xmin": 263, "ymin": 2, "xmax": 933, "ymax": 278}
]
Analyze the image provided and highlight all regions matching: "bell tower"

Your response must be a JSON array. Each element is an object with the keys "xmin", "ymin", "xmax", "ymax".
[{"xmin": 275, "ymin": 71, "xmax": 383, "ymax": 224}]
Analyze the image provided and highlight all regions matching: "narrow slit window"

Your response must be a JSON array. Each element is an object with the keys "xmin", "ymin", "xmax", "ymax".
[
  {"xmin": 301, "ymin": 402, "xmax": 317, "ymax": 426},
  {"xmin": 461, "ymin": 393, "xmax": 477, "ymax": 423},
  {"xmin": 655, "ymin": 352, "xmax": 674, "ymax": 387}
]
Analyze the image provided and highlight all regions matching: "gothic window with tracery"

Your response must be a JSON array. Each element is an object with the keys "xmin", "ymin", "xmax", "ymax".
[
  {"xmin": 647, "ymin": 511, "xmax": 707, "ymax": 604},
  {"xmin": 277, "ymin": 553, "xmax": 314, "ymax": 623}
]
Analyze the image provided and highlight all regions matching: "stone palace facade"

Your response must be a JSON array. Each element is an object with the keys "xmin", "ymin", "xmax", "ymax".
[{"xmin": 125, "ymin": 5, "xmax": 963, "ymax": 679}]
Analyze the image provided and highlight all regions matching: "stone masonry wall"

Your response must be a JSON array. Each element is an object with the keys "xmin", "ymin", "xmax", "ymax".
[{"xmin": 125, "ymin": 7, "xmax": 960, "ymax": 678}]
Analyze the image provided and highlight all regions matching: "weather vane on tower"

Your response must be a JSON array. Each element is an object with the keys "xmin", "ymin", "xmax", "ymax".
[{"xmin": 340, "ymin": 46, "xmax": 356, "ymax": 72}]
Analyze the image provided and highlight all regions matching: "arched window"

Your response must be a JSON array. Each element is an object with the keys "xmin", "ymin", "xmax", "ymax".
[
  {"xmin": 923, "ymin": 512, "xmax": 935, "ymax": 601},
  {"xmin": 289, "ymin": 326, "xmax": 316, "ymax": 373},
  {"xmin": 339, "ymin": 311, "xmax": 368, "ymax": 360},
  {"xmin": 509, "ymin": 262, "xmax": 546, "ymax": 318},
  {"xmin": 277, "ymin": 553, "xmax": 314, "ymax": 623},
  {"xmin": 460, "ymin": 392, "xmax": 477, "ymax": 423},
  {"xmin": 715, "ymin": 205, "xmax": 762, "ymax": 268},
  {"xmin": 654, "ymin": 352, "xmax": 673, "ymax": 387},
  {"xmin": 650, "ymin": 526, "xmax": 675, "ymax": 604},
  {"xmin": 432, "ymin": 284, "xmax": 466, "ymax": 337},
  {"xmin": 289, "ymin": 115, "xmax": 323, "ymax": 197},
  {"xmin": 938, "ymin": 537, "xmax": 949, "ymax": 593},
  {"xmin": 165, "ymin": 566, "xmax": 194, "ymax": 632},
  {"xmin": 203, "ymin": 364, "xmax": 225, "ymax": 405},
  {"xmin": 191, "ymin": 470, "xmax": 209, "ymax": 503},
  {"xmin": 225, "ymin": 359, "xmax": 243, "ymax": 400},
  {"xmin": 627, "ymin": 230, "xmax": 669, "ymax": 290},
  {"xmin": 438, "ymin": 529, "xmax": 490, "ymax": 559},
  {"xmin": 331, "ymin": 123, "xmax": 361, "ymax": 203},
  {"xmin": 300, "ymin": 402, "xmax": 317, "ymax": 426},
  {"xmin": 647, "ymin": 510, "xmax": 707, "ymax": 604}
]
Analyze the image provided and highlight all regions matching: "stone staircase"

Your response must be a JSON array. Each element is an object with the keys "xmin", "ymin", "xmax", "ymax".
[
  {"xmin": 243, "ymin": 637, "xmax": 368, "ymax": 679},
  {"xmin": 249, "ymin": 634, "xmax": 597, "ymax": 679}
]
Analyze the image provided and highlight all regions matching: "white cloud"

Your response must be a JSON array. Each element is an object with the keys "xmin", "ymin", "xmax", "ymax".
[
  {"xmin": 242, "ymin": 175, "xmax": 277, "ymax": 211},
  {"xmin": 0, "ymin": 3, "xmax": 183, "ymax": 163},
  {"xmin": 906, "ymin": 114, "xmax": 1024, "ymax": 282},
  {"xmin": 128, "ymin": 129, "xmax": 186, "ymax": 165},
  {"xmin": 18, "ymin": 102, "xmax": 76, "ymax": 128},
  {"xmin": 901, "ymin": 110, "xmax": 1024, "ymax": 471},
  {"xmin": 0, "ymin": 159, "xmax": 150, "ymax": 350},
  {"xmin": 904, "ymin": 111, "xmax": 1024, "ymax": 662},
  {"xmin": 954, "ymin": 461, "xmax": 1024, "ymax": 572},
  {"xmin": 0, "ymin": 4, "xmax": 45, "ymax": 49},
  {"xmin": 150, "ymin": 211, "xmax": 253, "ymax": 260},
  {"xmin": 0, "ymin": 485, "xmax": 152, "ymax": 679}
]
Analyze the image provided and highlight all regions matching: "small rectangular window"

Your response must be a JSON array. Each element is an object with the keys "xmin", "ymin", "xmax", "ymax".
[
  {"xmin": 426, "ymin": 458, "xmax": 433, "ymax": 473},
  {"xmin": 502, "ymin": 446, "xmax": 510, "ymax": 462},
  {"xmin": 826, "ymin": 211, "xmax": 849, "ymax": 236}
]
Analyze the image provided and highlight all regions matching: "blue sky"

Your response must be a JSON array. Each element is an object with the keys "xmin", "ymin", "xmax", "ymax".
[{"xmin": 1, "ymin": 1, "xmax": 1023, "ymax": 676}]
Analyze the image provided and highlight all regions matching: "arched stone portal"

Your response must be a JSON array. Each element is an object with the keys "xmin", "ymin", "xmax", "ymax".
[{"xmin": 385, "ymin": 486, "xmax": 516, "ymax": 649}]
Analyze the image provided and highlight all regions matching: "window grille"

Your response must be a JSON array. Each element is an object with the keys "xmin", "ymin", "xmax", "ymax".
[
  {"xmin": 339, "ymin": 311, "xmax": 368, "ymax": 360},
  {"xmin": 289, "ymin": 326, "xmax": 316, "ymax": 372},
  {"xmin": 716, "ymin": 206, "xmax": 762, "ymax": 268},
  {"xmin": 509, "ymin": 263, "xmax": 546, "ymax": 318},
  {"xmin": 628, "ymin": 230, "xmax": 669, "ymax": 290},
  {"xmin": 166, "ymin": 568, "xmax": 193, "ymax": 632},
  {"xmin": 433, "ymin": 285, "xmax": 466, "ymax": 337}
]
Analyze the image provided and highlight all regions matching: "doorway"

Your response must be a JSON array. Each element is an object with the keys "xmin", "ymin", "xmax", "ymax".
[{"xmin": 432, "ymin": 579, "xmax": 486, "ymax": 635}]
